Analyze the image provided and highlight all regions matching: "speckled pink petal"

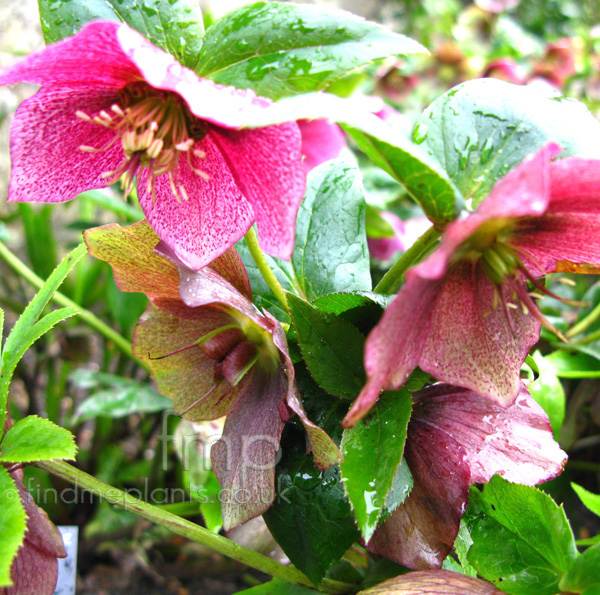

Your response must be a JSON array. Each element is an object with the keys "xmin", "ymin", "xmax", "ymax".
[
  {"xmin": 297, "ymin": 119, "xmax": 346, "ymax": 174},
  {"xmin": 548, "ymin": 157, "xmax": 600, "ymax": 214},
  {"xmin": 514, "ymin": 213, "xmax": 600, "ymax": 275},
  {"xmin": 133, "ymin": 305, "xmax": 242, "ymax": 421},
  {"xmin": 209, "ymin": 124, "xmax": 305, "ymax": 260},
  {"xmin": 211, "ymin": 366, "xmax": 287, "ymax": 530},
  {"xmin": 419, "ymin": 261, "xmax": 540, "ymax": 406},
  {"xmin": 137, "ymin": 133, "xmax": 255, "ymax": 271},
  {"xmin": 367, "ymin": 417, "xmax": 471, "ymax": 569},
  {"xmin": 0, "ymin": 21, "xmax": 138, "ymax": 88},
  {"xmin": 358, "ymin": 570, "xmax": 503, "ymax": 594},
  {"xmin": 411, "ymin": 384, "xmax": 566, "ymax": 485},
  {"xmin": 6, "ymin": 86, "xmax": 123, "ymax": 204}
]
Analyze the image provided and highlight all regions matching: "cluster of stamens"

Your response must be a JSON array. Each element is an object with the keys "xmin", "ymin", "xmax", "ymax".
[{"xmin": 76, "ymin": 83, "xmax": 209, "ymax": 202}]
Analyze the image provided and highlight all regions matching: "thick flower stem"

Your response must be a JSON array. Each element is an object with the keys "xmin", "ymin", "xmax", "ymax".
[
  {"xmin": 39, "ymin": 460, "xmax": 354, "ymax": 594},
  {"xmin": 244, "ymin": 227, "xmax": 289, "ymax": 312},
  {"xmin": 0, "ymin": 241, "xmax": 146, "ymax": 369},
  {"xmin": 374, "ymin": 225, "xmax": 442, "ymax": 294}
]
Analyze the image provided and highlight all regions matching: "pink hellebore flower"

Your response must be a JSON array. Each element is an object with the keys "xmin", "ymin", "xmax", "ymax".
[
  {"xmin": 84, "ymin": 221, "xmax": 340, "ymax": 530},
  {"xmin": 345, "ymin": 143, "xmax": 600, "ymax": 427},
  {"xmin": 0, "ymin": 21, "xmax": 313, "ymax": 271},
  {"xmin": 367, "ymin": 383, "xmax": 567, "ymax": 569},
  {"xmin": 2, "ymin": 469, "xmax": 67, "ymax": 595}
]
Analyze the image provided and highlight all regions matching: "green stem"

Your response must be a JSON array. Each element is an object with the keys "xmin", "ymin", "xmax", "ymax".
[
  {"xmin": 567, "ymin": 301, "xmax": 600, "ymax": 339},
  {"xmin": 374, "ymin": 225, "xmax": 442, "ymax": 294},
  {"xmin": 244, "ymin": 227, "xmax": 289, "ymax": 312},
  {"xmin": 0, "ymin": 241, "xmax": 145, "ymax": 368},
  {"xmin": 39, "ymin": 460, "xmax": 354, "ymax": 594}
]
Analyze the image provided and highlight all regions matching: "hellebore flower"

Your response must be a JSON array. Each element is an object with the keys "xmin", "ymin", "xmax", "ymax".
[
  {"xmin": 84, "ymin": 220, "xmax": 340, "ymax": 529},
  {"xmin": 2, "ymin": 469, "xmax": 67, "ymax": 595},
  {"xmin": 345, "ymin": 142, "xmax": 600, "ymax": 427},
  {"xmin": 366, "ymin": 383, "xmax": 567, "ymax": 569},
  {"xmin": 0, "ymin": 21, "xmax": 310, "ymax": 271}
]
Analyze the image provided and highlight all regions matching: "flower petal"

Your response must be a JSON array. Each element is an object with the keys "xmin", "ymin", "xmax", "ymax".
[
  {"xmin": 211, "ymin": 367, "xmax": 286, "ymax": 530},
  {"xmin": 0, "ymin": 21, "xmax": 137, "ymax": 88},
  {"xmin": 7, "ymin": 87, "xmax": 123, "ymax": 204},
  {"xmin": 548, "ymin": 157, "xmax": 600, "ymax": 214},
  {"xmin": 411, "ymin": 383, "xmax": 567, "ymax": 485},
  {"xmin": 137, "ymin": 133, "xmax": 255, "ymax": 271},
  {"xmin": 209, "ymin": 124, "xmax": 305, "ymax": 260},
  {"xmin": 133, "ymin": 305, "xmax": 241, "ymax": 421},
  {"xmin": 297, "ymin": 119, "xmax": 346, "ymax": 174},
  {"xmin": 367, "ymin": 417, "xmax": 471, "ymax": 569},
  {"xmin": 419, "ymin": 261, "xmax": 540, "ymax": 405}
]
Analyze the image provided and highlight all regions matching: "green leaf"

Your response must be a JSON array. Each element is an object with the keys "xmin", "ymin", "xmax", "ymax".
[
  {"xmin": 312, "ymin": 292, "xmax": 389, "ymax": 315},
  {"xmin": 195, "ymin": 1, "xmax": 427, "ymax": 99},
  {"xmin": 293, "ymin": 159, "xmax": 371, "ymax": 300},
  {"xmin": 39, "ymin": 0, "xmax": 204, "ymax": 69},
  {"xmin": 572, "ymin": 483, "xmax": 600, "ymax": 518},
  {"xmin": 545, "ymin": 350, "xmax": 600, "ymax": 378},
  {"xmin": 464, "ymin": 476, "xmax": 578, "ymax": 595},
  {"xmin": 527, "ymin": 351, "xmax": 565, "ymax": 440},
  {"xmin": 234, "ymin": 578, "xmax": 319, "ymax": 594},
  {"xmin": 199, "ymin": 501, "xmax": 223, "ymax": 534},
  {"xmin": 340, "ymin": 390, "xmax": 413, "ymax": 541},
  {"xmin": 70, "ymin": 369, "xmax": 172, "ymax": 421},
  {"xmin": 106, "ymin": 273, "xmax": 149, "ymax": 333},
  {"xmin": 18, "ymin": 204, "xmax": 57, "ymax": 280},
  {"xmin": 263, "ymin": 369, "xmax": 359, "ymax": 585},
  {"xmin": 344, "ymin": 122, "xmax": 463, "ymax": 225},
  {"xmin": 0, "ymin": 416, "xmax": 77, "ymax": 463},
  {"xmin": 288, "ymin": 294, "xmax": 365, "ymax": 399},
  {"xmin": 0, "ymin": 467, "xmax": 27, "ymax": 587},
  {"xmin": 416, "ymin": 79, "xmax": 600, "ymax": 206},
  {"xmin": 560, "ymin": 542, "xmax": 600, "ymax": 594},
  {"xmin": 0, "ymin": 307, "xmax": 79, "ymax": 420}
]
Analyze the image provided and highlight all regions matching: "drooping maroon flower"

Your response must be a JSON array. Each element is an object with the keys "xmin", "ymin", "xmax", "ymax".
[
  {"xmin": 482, "ymin": 58, "xmax": 526, "ymax": 84},
  {"xmin": 366, "ymin": 383, "xmax": 567, "ymax": 569},
  {"xmin": 2, "ymin": 469, "xmax": 67, "ymax": 595},
  {"xmin": 84, "ymin": 220, "xmax": 340, "ymax": 529},
  {"xmin": 0, "ymin": 21, "xmax": 310, "ymax": 271},
  {"xmin": 296, "ymin": 119, "xmax": 346, "ymax": 174},
  {"xmin": 345, "ymin": 143, "xmax": 600, "ymax": 427}
]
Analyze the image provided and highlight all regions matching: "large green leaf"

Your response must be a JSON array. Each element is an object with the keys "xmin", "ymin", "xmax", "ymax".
[
  {"xmin": 195, "ymin": 1, "xmax": 427, "ymax": 99},
  {"xmin": 237, "ymin": 160, "xmax": 372, "ymax": 320},
  {"xmin": 263, "ymin": 369, "xmax": 359, "ymax": 585},
  {"xmin": 572, "ymin": 483, "xmax": 600, "ymax": 518},
  {"xmin": 416, "ymin": 79, "xmax": 600, "ymax": 207},
  {"xmin": 288, "ymin": 294, "xmax": 365, "ymax": 399},
  {"xmin": 344, "ymin": 122, "xmax": 463, "ymax": 225},
  {"xmin": 340, "ymin": 390, "xmax": 413, "ymax": 542},
  {"xmin": 293, "ymin": 159, "xmax": 371, "ymax": 300},
  {"xmin": 560, "ymin": 543, "xmax": 600, "ymax": 595},
  {"xmin": 0, "ymin": 467, "xmax": 27, "ymax": 587},
  {"xmin": 464, "ymin": 476, "xmax": 578, "ymax": 595},
  {"xmin": 0, "ymin": 416, "xmax": 77, "ymax": 463},
  {"xmin": 38, "ymin": 0, "xmax": 204, "ymax": 69}
]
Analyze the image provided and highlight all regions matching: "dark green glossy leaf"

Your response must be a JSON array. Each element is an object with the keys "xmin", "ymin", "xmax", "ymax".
[
  {"xmin": 345, "ymin": 122, "xmax": 463, "ymax": 225},
  {"xmin": 545, "ymin": 350, "xmax": 600, "ymax": 378},
  {"xmin": 560, "ymin": 542, "xmax": 600, "ymax": 594},
  {"xmin": 264, "ymin": 370, "xmax": 358, "ymax": 585},
  {"xmin": 313, "ymin": 292, "xmax": 392, "ymax": 315},
  {"xmin": 195, "ymin": 1, "xmax": 427, "ymax": 99},
  {"xmin": 293, "ymin": 160, "xmax": 371, "ymax": 300},
  {"xmin": 340, "ymin": 390, "xmax": 412, "ymax": 541},
  {"xmin": 464, "ymin": 476, "xmax": 578, "ymax": 595},
  {"xmin": 0, "ymin": 416, "xmax": 77, "ymax": 463},
  {"xmin": 39, "ymin": 0, "xmax": 204, "ymax": 69},
  {"xmin": 288, "ymin": 294, "xmax": 365, "ymax": 399},
  {"xmin": 0, "ymin": 467, "xmax": 27, "ymax": 586},
  {"xmin": 416, "ymin": 79, "xmax": 600, "ymax": 206}
]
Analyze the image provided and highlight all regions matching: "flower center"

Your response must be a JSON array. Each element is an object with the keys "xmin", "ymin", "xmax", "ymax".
[{"xmin": 76, "ymin": 82, "xmax": 209, "ymax": 202}]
